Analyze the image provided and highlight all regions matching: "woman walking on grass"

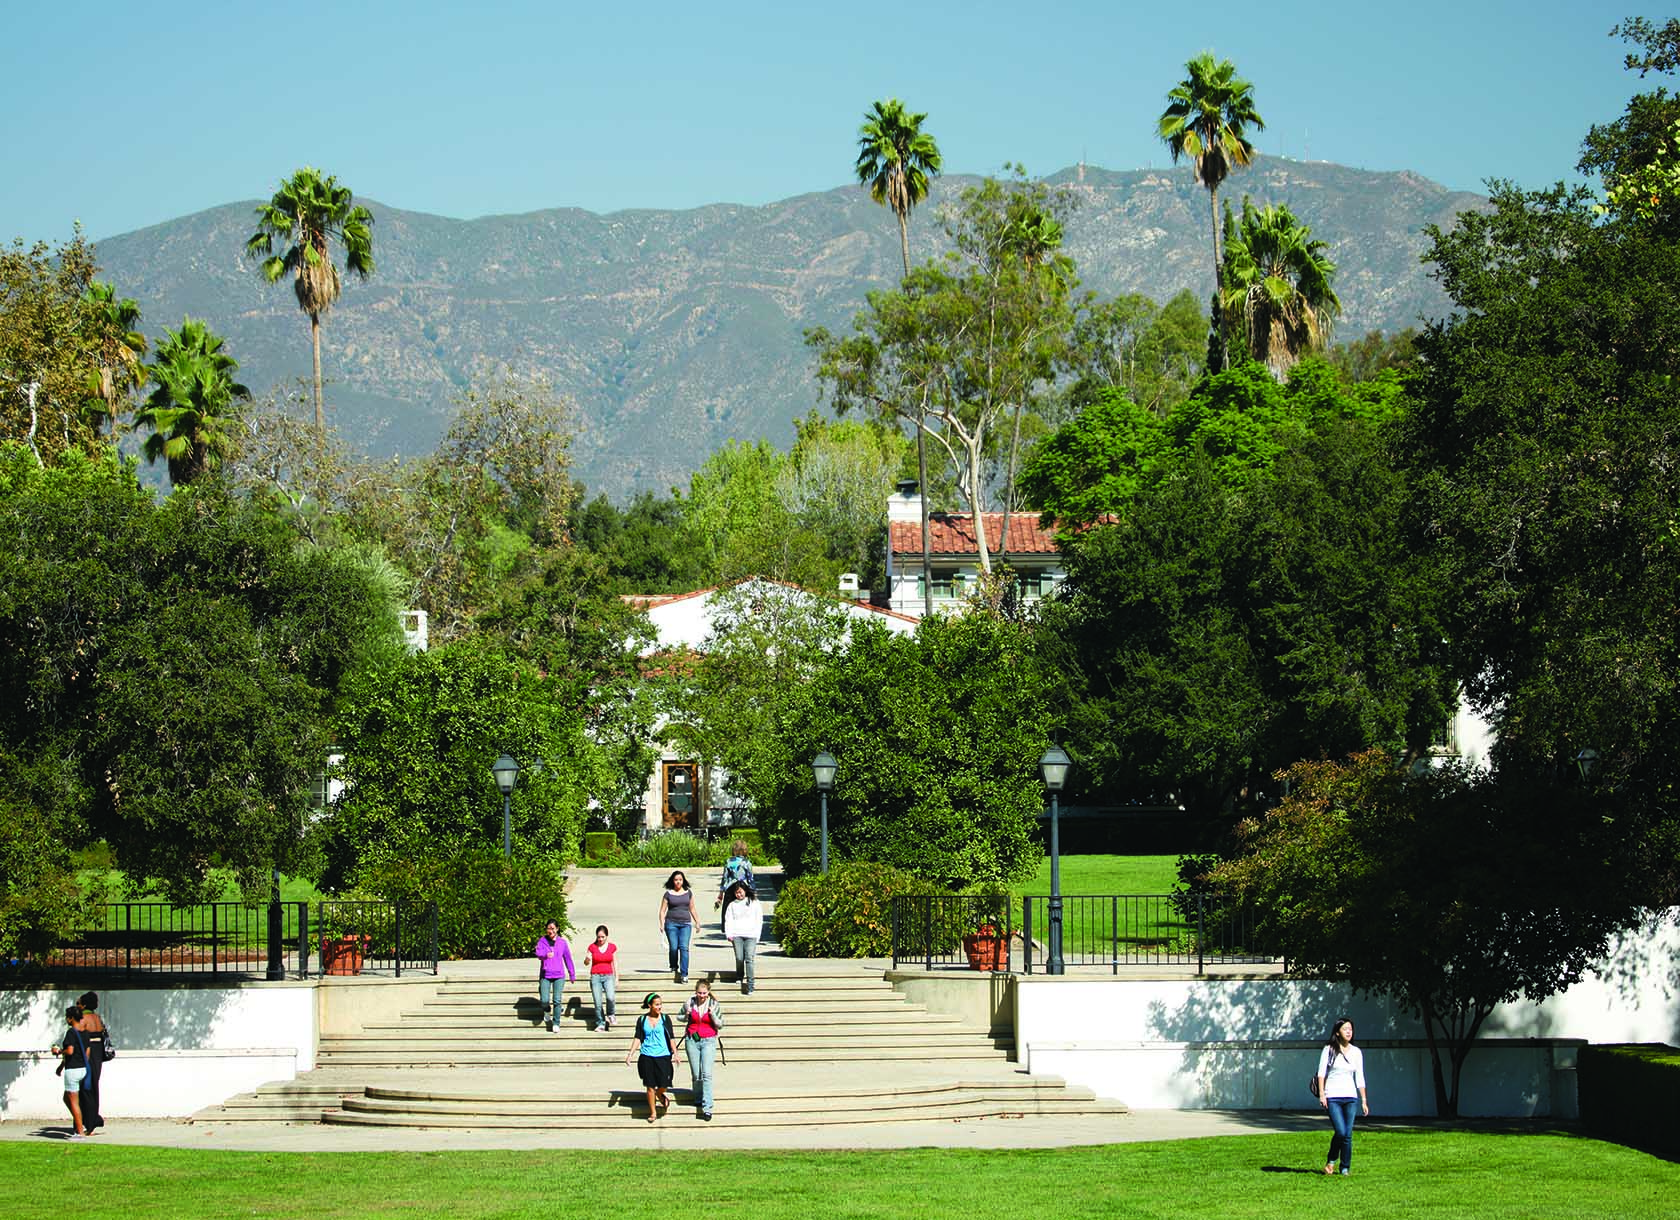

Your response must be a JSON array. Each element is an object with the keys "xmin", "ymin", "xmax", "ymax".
[
  {"xmin": 626, "ymin": 993, "xmax": 675, "ymax": 1123},
  {"xmin": 586, "ymin": 925, "xmax": 618, "ymax": 1032},
  {"xmin": 658, "ymin": 870, "xmax": 695, "ymax": 984},
  {"xmin": 1317, "ymin": 1017, "xmax": 1370, "ymax": 1175},
  {"xmin": 534, "ymin": 921, "xmax": 576, "ymax": 1033}
]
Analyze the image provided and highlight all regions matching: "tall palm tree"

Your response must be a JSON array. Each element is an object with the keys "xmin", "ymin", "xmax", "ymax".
[
  {"xmin": 857, "ymin": 99, "xmax": 943, "ymax": 615},
  {"xmin": 245, "ymin": 167, "xmax": 374, "ymax": 428},
  {"xmin": 135, "ymin": 318, "xmax": 250, "ymax": 486},
  {"xmin": 81, "ymin": 280, "xmax": 147, "ymax": 435},
  {"xmin": 1158, "ymin": 53, "xmax": 1265, "ymax": 310},
  {"xmin": 1218, "ymin": 197, "xmax": 1341, "ymax": 380}
]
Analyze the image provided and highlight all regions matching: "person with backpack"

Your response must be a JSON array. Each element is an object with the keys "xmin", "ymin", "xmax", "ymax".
[
  {"xmin": 714, "ymin": 840, "xmax": 754, "ymax": 923},
  {"xmin": 722, "ymin": 880, "xmax": 763, "ymax": 995},
  {"xmin": 680, "ymin": 978, "xmax": 723, "ymax": 1121},
  {"xmin": 1316, "ymin": 1016, "xmax": 1370, "ymax": 1175},
  {"xmin": 625, "ymin": 992, "xmax": 675, "ymax": 1122}
]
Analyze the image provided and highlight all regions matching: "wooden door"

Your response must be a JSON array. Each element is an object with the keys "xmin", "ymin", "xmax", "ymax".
[{"xmin": 662, "ymin": 762, "xmax": 699, "ymax": 828}]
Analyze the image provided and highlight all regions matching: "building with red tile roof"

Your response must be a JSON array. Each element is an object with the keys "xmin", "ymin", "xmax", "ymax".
[{"xmin": 886, "ymin": 481, "xmax": 1066, "ymax": 617}]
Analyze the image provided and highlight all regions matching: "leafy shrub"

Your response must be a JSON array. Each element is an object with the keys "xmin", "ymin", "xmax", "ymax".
[
  {"xmin": 0, "ymin": 797, "xmax": 88, "ymax": 961},
  {"xmin": 617, "ymin": 830, "xmax": 714, "ymax": 869},
  {"xmin": 772, "ymin": 860, "xmax": 947, "ymax": 957},
  {"xmin": 583, "ymin": 832, "xmax": 618, "ymax": 860},
  {"xmin": 1580, "ymin": 1043, "xmax": 1680, "ymax": 1159},
  {"xmin": 356, "ymin": 848, "xmax": 567, "ymax": 959}
]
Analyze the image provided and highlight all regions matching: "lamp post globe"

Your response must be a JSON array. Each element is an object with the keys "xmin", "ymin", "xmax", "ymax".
[
  {"xmin": 812, "ymin": 752, "xmax": 837, "ymax": 875},
  {"xmin": 492, "ymin": 753, "xmax": 519, "ymax": 858},
  {"xmin": 1039, "ymin": 744, "xmax": 1071, "ymax": 975}
]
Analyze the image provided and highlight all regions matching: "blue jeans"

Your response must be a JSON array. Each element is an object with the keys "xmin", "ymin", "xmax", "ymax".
[
  {"xmin": 1326, "ymin": 1097, "xmax": 1359, "ymax": 1170},
  {"xmin": 589, "ymin": 973, "xmax": 616, "ymax": 1028},
  {"xmin": 685, "ymin": 1034, "xmax": 716, "ymax": 1114},
  {"xmin": 665, "ymin": 921, "xmax": 692, "ymax": 977},
  {"xmin": 539, "ymin": 976, "xmax": 566, "ymax": 1029}
]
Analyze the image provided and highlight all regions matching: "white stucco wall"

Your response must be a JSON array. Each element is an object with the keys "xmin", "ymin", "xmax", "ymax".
[
  {"xmin": 0, "ymin": 982, "xmax": 315, "ymax": 1119},
  {"xmin": 1014, "ymin": 911, "xmax": 1679, "ymax": 1116}
]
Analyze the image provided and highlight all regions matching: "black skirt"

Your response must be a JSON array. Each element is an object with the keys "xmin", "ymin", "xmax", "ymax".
[{"xmin": 637, "ymin": 1054, "xmax": 674, "ymax": 1089}]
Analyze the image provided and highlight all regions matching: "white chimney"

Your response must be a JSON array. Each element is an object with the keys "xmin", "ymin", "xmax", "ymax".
[{"xmin": 888, "ymin": 479, "xmax": 922, "ymax": 524}]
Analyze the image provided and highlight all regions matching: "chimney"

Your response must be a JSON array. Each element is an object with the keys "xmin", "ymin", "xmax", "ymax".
[{"xmin": 889, "ymin": 479, "xmax": 922, "ymax": 524}]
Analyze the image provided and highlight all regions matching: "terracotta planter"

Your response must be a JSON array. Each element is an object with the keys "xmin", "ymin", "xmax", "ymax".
[
  {"xmin": 962, "ymin": 930, "xmax": 1007, "ymax": 972},
  {"xmin": 322, "ymin": 934, "xmax": 370, "ymax": 976}
]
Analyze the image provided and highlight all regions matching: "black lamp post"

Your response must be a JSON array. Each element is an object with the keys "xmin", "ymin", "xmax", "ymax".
[
  {"xmin": 812, "ymin": 751, "xmax": 837, "ymax": 875},
  {"xmin": 492, "ymin": 753, "xmax": 520, "ymax": 858},
  {"xmin": 1575, "ymin": 748, "xmax": 1601, "ymax": 783},
  {"xmin": 1039, "ymin": 744, "xmax": 1071, "ymax": 975},
  {"xmin": 266, "ymin": 863, "xmax": 285, "ymax": 981}
]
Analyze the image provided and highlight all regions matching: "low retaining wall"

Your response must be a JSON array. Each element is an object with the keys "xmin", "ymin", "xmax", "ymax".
[{"xmin": 0, "ymin": 981, "xmax": 315, "ymax": 1120}]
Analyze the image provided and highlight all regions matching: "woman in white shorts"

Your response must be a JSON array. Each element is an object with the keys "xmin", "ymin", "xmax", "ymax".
[{"xmin": 52, "ymin": 1004, "xmax": 89, "ymax": 1138}]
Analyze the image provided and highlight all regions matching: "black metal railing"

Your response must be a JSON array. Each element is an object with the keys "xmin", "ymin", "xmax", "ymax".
[
  {"xmin": 16, "ymin": 899, "xmax": 439, "ymax": 981},
  {"xmin": 891, "ymin": 892, "xmax": 1276, "ymax": 974},
  {"xmin": 315, "ymin": 900, "xmax": 438, "ymax": 978},
  {"xmin": 890, "ymin": 895, "xmax": 1015, "ymax": 971}
]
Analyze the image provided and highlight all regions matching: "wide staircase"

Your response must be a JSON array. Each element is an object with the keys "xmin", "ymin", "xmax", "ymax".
[{"xmin": 196, "ymin": 962, "xmax": 1127, "ymax": 1129}]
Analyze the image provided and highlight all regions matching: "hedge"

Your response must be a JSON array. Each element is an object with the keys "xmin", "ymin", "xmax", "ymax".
[
  {"xmin": 772, "ymin": 860, "xmax": 947, "ymax": 957},
  {"xmin": 356, "ymin": 848, "xmax": 568, "ymax": 959},
  {"xmin": 1578, "ymin": 1042, "xmax": 1680, "ymax": 1159}
]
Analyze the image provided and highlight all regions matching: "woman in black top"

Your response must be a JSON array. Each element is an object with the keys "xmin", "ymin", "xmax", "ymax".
[
  {"xmin": 51, "ymin": 1005, "xmax": 89, "ymax": 1138},
  {"xmin": 77, "ymin": 991, "xmax": 107, "ymax": 1132}
]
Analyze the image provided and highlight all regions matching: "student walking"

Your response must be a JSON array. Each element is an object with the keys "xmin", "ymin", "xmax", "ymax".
[
  {"xmin": 586, "ymin": 925, "xmax": 618, "ymax": 1032},
  {"xmin": 51, "ymin": 1005, "xmax": 89, "ymax": 1138},
  {"xmin": 714, "ymin": 840, "xmax": 754, "ymax": 924},
  {"xmin": 533, "ymin": 921, "xmax": 576, "ymax": 1033},
  {"xmin": 658, "ymin": 871, "xmax": 695, "ymax": 984},
  {"xmin": 76, "ymin": 991, "xmax": 109, "ymax": 1133},
  {"xmin": 626, "ymin": 993, "xmax": 675, "ymax": 1123},
  {"xmin": 722, "ymin": 881, "xmax": 763, "ymax": 995},
  {"xmin": 681, "ymin": 979, "xmax": 723, "ymax": 1120},
  {"xmin": 1317, "ymin": 1017, "xmax": 1370, "ymax": 1175}
]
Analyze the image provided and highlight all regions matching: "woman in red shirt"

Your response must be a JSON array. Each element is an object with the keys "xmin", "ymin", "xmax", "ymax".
[
  {"xmin": 585, "ymin": 924, "xmax": 617, "ymax": 1032},
  {"xmin": 681, "ymin": 979, "xmax": 722, "ymax": 1121}
]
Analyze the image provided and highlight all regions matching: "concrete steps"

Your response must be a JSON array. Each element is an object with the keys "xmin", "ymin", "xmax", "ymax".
[{"xmin": 322, "ymin": 1079, "xmax": 1126, "ymax": 1129}]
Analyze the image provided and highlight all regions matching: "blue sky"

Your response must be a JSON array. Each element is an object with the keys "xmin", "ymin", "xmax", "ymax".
[{"xmin": 0, "ymin": 1, "xmax": 1642, "ymax": 244}]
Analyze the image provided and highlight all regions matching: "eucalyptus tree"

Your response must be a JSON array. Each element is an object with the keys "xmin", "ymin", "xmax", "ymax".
[
  {"xmin": 856, "ymin": 98, "xmax": 943, "ymax": 614},
  {"xmin": 245, "ymin": 167, "xmax": 375, "ymax": 428},
  {"xmin": 134, "ymin": 318, "xmax": 250, "ymax": 486},
  {"xmin": 1218, "ymin": 198, "xmax": 1341, "ymax": 379},
  {"xmin": 1157, "ymin": 52, "xmax": 1265, "ymax": 343}
]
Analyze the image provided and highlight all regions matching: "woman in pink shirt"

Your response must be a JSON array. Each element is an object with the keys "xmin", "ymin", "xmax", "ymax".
[
  {"xmin": 533, "ymin": 920, "xmax": 576, "ymax": 1033},
  {"xmin": 585, "ymin": 924, "xmax": 618, "ymax": 1032}
]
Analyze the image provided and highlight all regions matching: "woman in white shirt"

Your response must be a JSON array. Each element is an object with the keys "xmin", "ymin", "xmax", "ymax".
[
  {"xmin": 1316, "ymin": 1016, "xmax": 1370, "ymax": 1175},
  {"xmin": 721, "ymin": 881, "xmax": 763, "ymax": 995}
]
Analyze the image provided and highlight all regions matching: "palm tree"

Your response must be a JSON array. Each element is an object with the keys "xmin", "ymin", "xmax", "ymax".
[
  {"xmin": 1218, "ymin": 197, "xmax": 1341, "ymax": 380},
  {"xmin": 135, "ymin": 318, "xmax": 250, "ymax": 486},
  {"xmin": 81, "ymin": 281, "xmax": 148, "ymax": 434},
  {"xmin": 245, "ymin": 167, "xmax": 374, "ymax": 428},
  {"xmin": 1158, "ymin": 53, "xmax": 1265, "ymax": 305},
  {"xmin": 857, "ymin": 99, "xmax": 943, "ymax": 615}
]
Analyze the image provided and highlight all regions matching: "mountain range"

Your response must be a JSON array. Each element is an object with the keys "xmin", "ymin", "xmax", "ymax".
[{"xmin": 93, "ymin": 157, "xmax": 1485, "ymax": 500}]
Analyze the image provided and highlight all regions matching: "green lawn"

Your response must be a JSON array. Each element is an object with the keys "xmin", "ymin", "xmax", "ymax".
[
  {"xmin": 1013, "ymin": 853, "xmax": 1182, "ymax": 896},
  {"xmin": 77, "ymin": 870, "xmax": 325, "ymax": 904},
  {"xmin": 0, "ymin": 1131, "xmax": 1674, "ymax": 1219}
]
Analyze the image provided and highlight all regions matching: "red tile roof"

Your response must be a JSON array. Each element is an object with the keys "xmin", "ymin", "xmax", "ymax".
[{"xmin": 889, "ymin": 512, "xmax": 1060, "ymax": 557}]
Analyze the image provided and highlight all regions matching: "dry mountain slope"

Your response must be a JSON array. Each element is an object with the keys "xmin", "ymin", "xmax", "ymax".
[{"xmin": 93, "ymin": 158, "xmax": 1483, "ymax": 499}]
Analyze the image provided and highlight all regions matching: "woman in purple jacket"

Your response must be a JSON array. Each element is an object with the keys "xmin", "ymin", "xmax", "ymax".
[{"xmin": 534, "ymin": 921, "xmax": 576, "ymax": 1033}]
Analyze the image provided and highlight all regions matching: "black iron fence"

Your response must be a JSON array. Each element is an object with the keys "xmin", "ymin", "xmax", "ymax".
[
  {"xmin": 13, "ymin": 900, "xmax": 438, "ymax": 981},
  {"xmin": 891, "ymin": 892, "xmax": 1276, "ymax": 973}
]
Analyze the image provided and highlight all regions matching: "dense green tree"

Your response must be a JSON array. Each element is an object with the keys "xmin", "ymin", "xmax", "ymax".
[
  {"xmin": 1157, "ymin": 52, "xmax": 1265, "ymax": 335},
  {"xmin": 1217, "ymin": 198, "xmax": 1341, "ymax": 379},
  {"xmin": 1017, "ymin": 388, "xmax": 1166, "ymax": 530},
  {"xmin": 246, "ymin": 167, "xmax": 374, "ymax": 428},
  {"xmin": 1042, "ymin": 388, "xmax": 1450, "ymax": 819},
  {"xmin": 1328, "ymin": 328, "xmax": 1418, "ymax": 382},
  {"xmin": 747, "ymin": 613, "xmax": 1054, "ymax": 886},
  {"xmin": 134, "ymin": 318, "xmax": 249, "ymax": 486},
  {"xmin": 1214, "ymin": 751, "xmax": 1674, "ymax": 1115},
  {"xmin": 856, "ymin": 97, "xmax": 943, "ymax": 615},
  {"xmin": 323, "ymin": 639, "xmax": 606, "ymax": 889},
  {"xmin": 1059, "ymin": 288, "xmax": 1206, "ymax": 418},
  {"xmin": 570, "ymin": 490, "xmax": 707, "ymax": 592},
  {"xmin": 0, "ymin": 445, "xmax": 405, "ymax": 900}
]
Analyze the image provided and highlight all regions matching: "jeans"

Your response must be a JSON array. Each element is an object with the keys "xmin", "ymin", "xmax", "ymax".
[
  {"xmin": 685, "ymin": 1034, "xmax": 716, "ymax": 1114},
  {"xmin": 539, "ymin": 976, "xmax": 566, "ymax": 1029},
  {"xmin": 589, "ymin": 972, "xmax": 616, "ymax": 1028},
  {"xmin": 731, "ymin": 935, "xmax": 758, "ymax": 992},
  {"xmin": 665, "ymin": 921, "xmax": 692, "ymax": 977},
  {"xmin": 1326, "ymin": 1097, "xmax": 1359, "ymax": 1170}
]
